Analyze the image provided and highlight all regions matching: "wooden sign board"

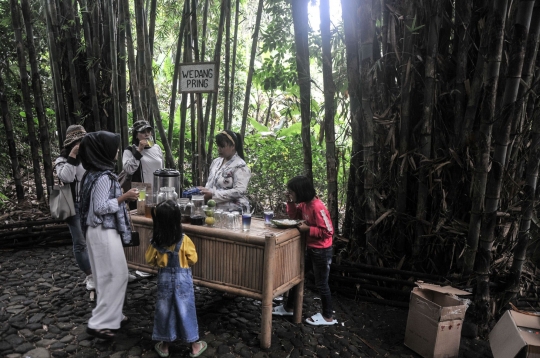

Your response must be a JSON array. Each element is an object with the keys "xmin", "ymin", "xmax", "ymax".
[{"xmin": 179, "ymin": 62, "xmax": 217, "ymax": 93}]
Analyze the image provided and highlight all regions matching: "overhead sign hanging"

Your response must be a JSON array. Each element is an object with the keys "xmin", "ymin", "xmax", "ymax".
[{"xmin": 178, "ymin": 62, "xmax": 217, "ymax": 93}]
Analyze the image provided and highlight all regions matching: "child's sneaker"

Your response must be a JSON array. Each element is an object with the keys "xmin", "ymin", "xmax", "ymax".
[{"xmin": 84, "ymin": 274, "xmax": 95, "ymax": 291}]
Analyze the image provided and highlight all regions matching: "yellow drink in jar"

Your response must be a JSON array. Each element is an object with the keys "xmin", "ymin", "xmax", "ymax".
[{"xmin": 138, "ymin": 188, "xmax": 146, "ymax": 201}]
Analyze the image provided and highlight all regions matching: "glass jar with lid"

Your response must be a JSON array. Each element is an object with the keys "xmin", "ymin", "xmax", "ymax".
[
  {"xmin": 157, "ymin": 187, "xmax": 178, "ymax": 204},
  {"xmin": 178, "ymin": 198, "xmax": 192, "ymax": 223},
  {"xmin": 190, "ymin": 194, "xmax": 205, "ymax": 225}
]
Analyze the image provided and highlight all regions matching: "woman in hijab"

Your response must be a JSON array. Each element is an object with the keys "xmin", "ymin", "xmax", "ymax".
[
  {"xmin": 78, "ymin": 131, "xmax": 139, "ymax": 340},
  {"xmin": 198, "ymin": 129, "xmax": 251, "ymax": 211}
]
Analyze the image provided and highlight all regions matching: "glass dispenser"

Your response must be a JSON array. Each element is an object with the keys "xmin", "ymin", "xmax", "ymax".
[
  {"xmin": 190, "ymin": 194, "xmax": 205, "ymax": 225},
  {"xmin": 153, "ymin": 169, "xmax": 180, "ymax": 200}
]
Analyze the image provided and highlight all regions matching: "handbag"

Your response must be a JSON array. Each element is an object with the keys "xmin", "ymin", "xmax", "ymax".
[
  {"xmin": 49, "ymin": 182, "xmax": 76, "ymax": 220},
  {"xmin": 123, "ymin": 204, "xmax": 140, "ymax": 247},
  {"xmin": 50, "ymin": 161, "xmax": 76, "ymax": 220}
]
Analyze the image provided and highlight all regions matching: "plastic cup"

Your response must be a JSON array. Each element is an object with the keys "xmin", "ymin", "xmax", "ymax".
[{"xmin": 242, "ymin": 213, "xmax": 252, "ymax": 231}]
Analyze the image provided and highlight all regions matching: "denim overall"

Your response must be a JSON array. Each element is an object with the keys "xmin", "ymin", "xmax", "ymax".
[{"xmin": 152, "ymin": 235, "xmax": 199, "ymax": 343}]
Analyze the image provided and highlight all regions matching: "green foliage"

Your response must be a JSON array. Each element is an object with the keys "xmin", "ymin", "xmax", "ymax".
[{"xmin": 244, "ymin": 121, "xmax": 342, "ymax": 215}]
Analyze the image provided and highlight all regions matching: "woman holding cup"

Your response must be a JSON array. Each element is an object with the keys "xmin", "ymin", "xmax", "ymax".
[{"xmin": 122, "ymin": 120, "xmax": 163, "ymax": 209}]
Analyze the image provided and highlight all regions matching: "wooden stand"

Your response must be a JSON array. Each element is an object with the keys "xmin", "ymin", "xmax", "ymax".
[{"xmin": 124, "ymin": 213, "xmax": 305, "ymax": 349}]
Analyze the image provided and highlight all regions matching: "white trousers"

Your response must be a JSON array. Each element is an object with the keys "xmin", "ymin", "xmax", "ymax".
[{"xmin": 86, "ymin": 225, "xmax": 128, "ymax": 330}]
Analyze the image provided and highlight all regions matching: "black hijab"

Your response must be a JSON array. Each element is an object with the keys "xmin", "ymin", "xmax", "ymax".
[{"xmin": 79, "ymin": 131, "xmax": 120, "ymax": 171}]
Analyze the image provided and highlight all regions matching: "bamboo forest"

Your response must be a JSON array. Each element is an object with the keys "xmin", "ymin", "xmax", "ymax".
[{"xmin": 3, "ymin": 0, "xmax": 540, "ymax": 335}]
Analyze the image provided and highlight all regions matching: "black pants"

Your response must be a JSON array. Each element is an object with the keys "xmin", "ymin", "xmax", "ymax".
[{"xmin": 286, "ymin": 246, "xmax": 333, "ymax": 318}]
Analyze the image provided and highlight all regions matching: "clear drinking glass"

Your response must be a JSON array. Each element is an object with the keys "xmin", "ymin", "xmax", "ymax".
[
  {"xmin": 145, "ymin": 193, "xmax": 155, "ymax": 219},
  {"xmin": 242, "ymin": 213, "xmax": 252, "ymax": 231},
  {"xmin": 263, "ymin": 210, "xmax": 274, "ymax": 225},
  {"xmin": 214, "ymin": 209, "xmax": 223, "ymax": 228},
  {"xmin": 232, "ymin": 211, "xmax": 241, "ymax": 230}
]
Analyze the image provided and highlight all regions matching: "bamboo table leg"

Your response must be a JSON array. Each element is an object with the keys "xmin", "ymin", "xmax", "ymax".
[
  {"xmin": 293, "ymin": 233, "xmax": 305, "ymax": 323},
  {"xmin": 260, "ymin": 234, "xmax": 276, "ymax": 349}
]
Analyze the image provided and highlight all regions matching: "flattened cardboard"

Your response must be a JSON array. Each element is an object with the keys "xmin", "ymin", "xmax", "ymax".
[
  {"xmin": 490, "ymin": 310, "xmax": 540, "ymax": 358},
  {"xmin": 404, "ymin": 282, "xmax": 469, "ymax": 358}
]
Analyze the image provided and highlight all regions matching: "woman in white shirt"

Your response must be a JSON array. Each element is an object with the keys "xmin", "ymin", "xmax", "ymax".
[
  {"xmin": 122, "ymin": 120, "xmax": 163, "ymax": 208},
  {"xmin": 198, "ymin": 129, "xmax": 251, "ymax": 211}
]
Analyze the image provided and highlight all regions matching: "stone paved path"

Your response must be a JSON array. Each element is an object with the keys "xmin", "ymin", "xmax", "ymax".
[{"xmin": 0, "ymin": 246, "xmax": 493, "ymax": 357}]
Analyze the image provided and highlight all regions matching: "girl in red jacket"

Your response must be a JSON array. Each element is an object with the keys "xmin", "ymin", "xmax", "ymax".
[{"xmin": 272, "ymin": 175, "xmax": 337, "ymax": 325}]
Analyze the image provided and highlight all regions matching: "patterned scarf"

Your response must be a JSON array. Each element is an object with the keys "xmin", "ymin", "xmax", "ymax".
[{"xmin": 79, "ymin": 170, "xmax": 132, "ymax": 244}]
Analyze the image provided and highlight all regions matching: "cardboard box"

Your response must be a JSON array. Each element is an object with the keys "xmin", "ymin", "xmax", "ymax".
[
  {"xmin": 490, "ymin": 310, "xmax": 540, "ymax": 358},
  {"xmin": 404, "ymin": 282, "xmax": 471, "ymax": 358}
]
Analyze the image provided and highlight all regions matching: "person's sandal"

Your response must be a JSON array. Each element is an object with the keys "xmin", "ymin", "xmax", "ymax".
[
  {"xmin": 155, "ymin": 342, "xmax": 170, "ymax": 357},
  {"xmin": 86, "ymin": 327, "xmax": 116, "ymax": 340},
  {"xmin": 189, "ymin": 341, "xmax": 208, "ymax": 357}
]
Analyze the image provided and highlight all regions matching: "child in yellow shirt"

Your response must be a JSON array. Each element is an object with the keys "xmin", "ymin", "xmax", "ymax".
[{"xmin": 145, "ymin": 200, "xmax": 207, "ymax": 358}]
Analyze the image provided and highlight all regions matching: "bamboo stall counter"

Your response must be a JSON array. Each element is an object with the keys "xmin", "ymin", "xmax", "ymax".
[{"xmin": 124, "ymin": 212, "xmax": 305, "ymax": 349}]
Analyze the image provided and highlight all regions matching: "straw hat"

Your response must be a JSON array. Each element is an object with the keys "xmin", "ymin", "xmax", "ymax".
[{"xmin": 64, "ymin": 125, "xmax": 87, "ymax": 147}]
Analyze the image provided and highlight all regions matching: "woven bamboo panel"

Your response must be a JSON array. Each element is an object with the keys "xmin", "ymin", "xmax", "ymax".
[
  {"xmin": 273, "ymin": 237, "xmax": 303, "ymax": 291},
  {"xmin": 190, "ymin": 235, "xmax": 265, "ymax": 293}
]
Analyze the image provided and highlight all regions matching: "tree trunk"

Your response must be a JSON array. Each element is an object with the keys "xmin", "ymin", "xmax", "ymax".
[
  {"xmin": 106, "ymin": 1, "xmax": 121, "ymax": 140},
  {"xmin": 395, "ymin": 0, "xmax": 416, "ymax": 251},
  {"xmin": 462, "ymin": 0, "xmax": 506, "ymax": 275},
  {"xmin": 465, "ymin": 0, "xmax": 509, "ymax": 321},
  {"xmin": 509, "ymin": 1, "xmax": 540, "ymax": 165},
  {"xmin": 148, "ymin": 0, "xmax": 157, "ymax": 55},
  {"xmin": 460, "ymin": 2, "xmax": 490, "ymax": 148},
  {"xmin": 414, "ymin": 0, "xmax": 442, "ymax": 256},
  {"xmin": 20, "ymin": 0, "xmax": 53, "ymax": 191},
  {"xmin": 453, "ymin": 0, "xmax": 472, "ymax": 143},
  {"xmin": 191, "ymin": 0, "xmax": 207, "ymax": 181},
  {"xmin": 222, "ymin": 0, "xmax": 231, "ymax": 130},
  {"xmin": 43, "ymin": 0, "xmax": 68, "ymax": 143},
  {"xmin": 320, "ymin": 0, "xmax": 338, "ymax": 232},
  {"xmin": 0, "ymin": 68, "xmax": 24, "ymax": 201},
  {"xmin": 228, "ymin": 0, "xmax": 240, "ymax": 125},
  {"xmin": 168, "ymin": 1, "xmax": 188, "ymax": 146},
  {"xmin": 201, "ymin": 0, "xmax": 210, "ymax": 61},
  {"xmin": 60, "ymin": 0, "xmax": 81, "ymax": 117},
  {"xmin": 138, "ymin": 0, "xmax": 175, "ymax": 168},
  {"xmin": 11, "ymin": 0, "xmax": 44, "ymax": 200},
  {"xmin": 241, "ymin": 0, "xmax": 264, "ymax": 139},
  {"xmin": 79, "ymin": 0, "xmax": 100, "ymax": 130},
  {"xmin": 504, "ymin": 102, "xmax": 540, "ymax": 309},
  {"xmin": 291, "ymin": 0, "xmax": 313, "ymax": 181},
  {"xmin": 121, "ymin": 0, "xmax": 143, "ymax": 123},
  {"xmin": 207, "ymin": 0, "xmax": 227, "ymax": 168},
  {"xmin": 118, "ymin": 0, "xmax": 128, "ymax": 148},
  {"xmin": 359, "ymin": 0, "xmax": 376, "ymax": 261},
  {"xmin": 340, "ymin": 0, "xmax": 363, "ymax": 243},
  {"xmin": 477, "ymin": 0, "xmax": 534, "ymax": 324},
  {"xmin": 134, "ymin": 0, "xmax": 149, "ymax": 121}
]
